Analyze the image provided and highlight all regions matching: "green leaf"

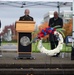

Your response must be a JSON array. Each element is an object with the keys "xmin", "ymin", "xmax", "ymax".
[
  {"xmin": 53, "ymin": 25, "xmax": 61, "ymax": 28},
  {"xmin": 56, "ymin": 28, "xmax": 65, "ymax": 31},
  {"xmin": 56, "ymin": 29, "xmax": 65, "ymax": 38}
]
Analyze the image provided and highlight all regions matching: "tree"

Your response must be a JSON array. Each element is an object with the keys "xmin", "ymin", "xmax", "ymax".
[{"xmin": 63, "ymin": 19, "xmax": 72, "ymax": 37}]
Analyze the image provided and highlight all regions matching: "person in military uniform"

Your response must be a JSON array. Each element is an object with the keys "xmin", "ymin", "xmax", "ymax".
[{"xmin": 19, "ymin": 9, "xmax": 33, "ymax": 21}]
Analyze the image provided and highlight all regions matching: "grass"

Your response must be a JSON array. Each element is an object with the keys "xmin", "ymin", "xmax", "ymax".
[
  {"xmin": 32, "ymin": 42, "xmax": 72, "ymax": 53},
  {"xmin": 32, "ymin": 42, "xmax": 51, "ymax": 52},
  {"xmin": 1, "ymin": 41, "xmax": 72, "ymax": 53}
]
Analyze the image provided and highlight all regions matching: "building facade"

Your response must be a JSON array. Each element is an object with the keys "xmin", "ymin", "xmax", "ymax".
[
  {"xmin": 60, "ymin": 11, "xmax": 72, "ymax": 23},
  {"xmin": 44, "ymin": 11, "xmax": 54, "ymax": 23},
  {"xmin": 44, "ymin": 11, "xmax": 72, "ymax": 24}
]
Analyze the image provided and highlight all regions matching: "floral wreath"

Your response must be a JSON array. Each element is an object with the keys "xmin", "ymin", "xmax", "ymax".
[
  {"xmin": 37, "ymin": 31, "xmax": 64, "ymax": 56},
  {"xmin": 27, "ymin": 26, "xmax": 64, "ymax": 56},
  {"xmin": 34, "ymin": 26, "xmax": 64, "ymax": 56}
]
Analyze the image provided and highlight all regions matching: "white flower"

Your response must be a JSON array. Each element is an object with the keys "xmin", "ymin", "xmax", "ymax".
[{"xmin": 37, "ymin": 31, "xmax": 64, "ymax": 56}]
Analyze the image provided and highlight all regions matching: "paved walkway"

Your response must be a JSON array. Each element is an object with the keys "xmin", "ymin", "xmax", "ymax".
[
  {"xmin": 0, "ymin": 43, "xmax": 74, "ymax": 64},
  {"xmin": 1, "ymin": 43, "xmax": 17, "ymax": 51},
  {"xmin": 0, "ymin": 52, "xmax": 74, "ymax": 64}
]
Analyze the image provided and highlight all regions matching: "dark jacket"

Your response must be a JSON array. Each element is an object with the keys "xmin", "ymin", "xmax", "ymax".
[
  {"xmin": 49, "ymin": 17, "xmax": 63, "ymax": 42},
  {"xmin": 19, "ymin": 15, "xmax": 33, "ymax": 21},
  {"xmin": 49, "ymin": 17, "xmax": 63, "ymax": 28},
  {"xmin": 0, "ymin": 21, "xmax": 1, "ymax": 28}
]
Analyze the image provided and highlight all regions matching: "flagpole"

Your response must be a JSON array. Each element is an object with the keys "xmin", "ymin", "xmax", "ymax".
[{"xmin": 71, "ymin": 0, "xmax": 74, "ymax": 60}]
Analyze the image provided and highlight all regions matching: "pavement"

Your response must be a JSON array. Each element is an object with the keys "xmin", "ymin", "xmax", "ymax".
[
  {"xmin": 1, "ymin": 43, "xmax": 17, "ymax": 51},
  {"xmin": 0, "ymin": 43, "xmax": 74, "ymax": 64},
  {"xmin": 0, "ymin": 52, "xmax": 74, "ymax": 64}
]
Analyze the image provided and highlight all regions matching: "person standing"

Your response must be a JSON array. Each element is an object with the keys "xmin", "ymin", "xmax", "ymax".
[
  {"xmin": 0, "ymin": 20, "xmax": 1, "ymax": 46},
  {"xmin": 0, "ymin": 20, "xmax": 1, "ymax": 28},
  {"xmin": 18, "ymin": 9, "xmax": 34, "ymax": 59},
  {"xmin": 19, "ymin": 9, "xmax": 34, "ymax": 21},
  {"xmin": 49, "ymin": 11, "xmax": 63, "ymax": 57},
  {"xmin": 0, "ymin": 20, "xmax": 2, "ymax": 57}
]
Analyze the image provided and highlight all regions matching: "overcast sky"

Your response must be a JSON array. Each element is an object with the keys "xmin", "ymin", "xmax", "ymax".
[
  {"xmin": 0, "ymin": 0, "xmax": 73, "ymax": 2},
  {"xmin": 0, "ymin": 1, "xmax": 72, "ymax": 31}
]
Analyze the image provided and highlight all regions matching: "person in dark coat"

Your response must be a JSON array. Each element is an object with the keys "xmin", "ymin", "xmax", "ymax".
[
  {"xmin": 19, "ymin": 9, "xmax": 33, "ymax": 21},
  {"xmin": 0, "ymin": 20, "xmax": 1, "ymax": 28},
  {"xmin": 0, "ymin": 20, "xmax": 1, "ymax": 46},
  {"xmin": 49, "ymin": 11, "xmax": 63, "ymax": 57}
]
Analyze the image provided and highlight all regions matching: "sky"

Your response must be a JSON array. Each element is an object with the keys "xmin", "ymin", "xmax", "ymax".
[
  {"xmin": 0, "ymin": 1, "xmax": 72, "ymax": 31},
  {"xmin": 0, "ymin": 0, "xmax": 73, "ymax": 2}
]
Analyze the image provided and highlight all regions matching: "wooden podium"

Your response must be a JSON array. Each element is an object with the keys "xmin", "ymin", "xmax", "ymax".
[{"xmin": 15, "ymin": 21, "xmax": 35, "ymax": 59}]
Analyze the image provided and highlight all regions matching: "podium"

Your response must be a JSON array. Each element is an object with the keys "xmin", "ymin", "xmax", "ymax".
[{"xmin": 15, "ymin": 21, "xmax": 35, "ymax": 59}]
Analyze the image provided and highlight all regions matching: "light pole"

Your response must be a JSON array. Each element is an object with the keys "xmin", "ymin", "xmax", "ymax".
[{"xmin": 57, "ymin": 2, "xmax": 60, "ymax": 16}]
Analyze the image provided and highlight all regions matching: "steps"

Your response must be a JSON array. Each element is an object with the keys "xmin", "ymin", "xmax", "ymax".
[{"xmin": 0, "ymin": 64, "xmax": 74, "ymax": 75}]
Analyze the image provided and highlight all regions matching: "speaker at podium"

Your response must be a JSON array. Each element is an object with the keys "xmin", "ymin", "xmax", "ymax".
[{"xmin": 15, "ymin": 21, "xmax": 35, "ymax": 59}]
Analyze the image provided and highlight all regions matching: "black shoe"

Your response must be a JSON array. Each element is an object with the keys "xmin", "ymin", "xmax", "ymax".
[
  {"xmin": 55, "ymin": 53, "xmax": 60, "ymax": 57},
  {"xmin": 52, "ymin": 55, "xmax": 58, "ymax": 57}
]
